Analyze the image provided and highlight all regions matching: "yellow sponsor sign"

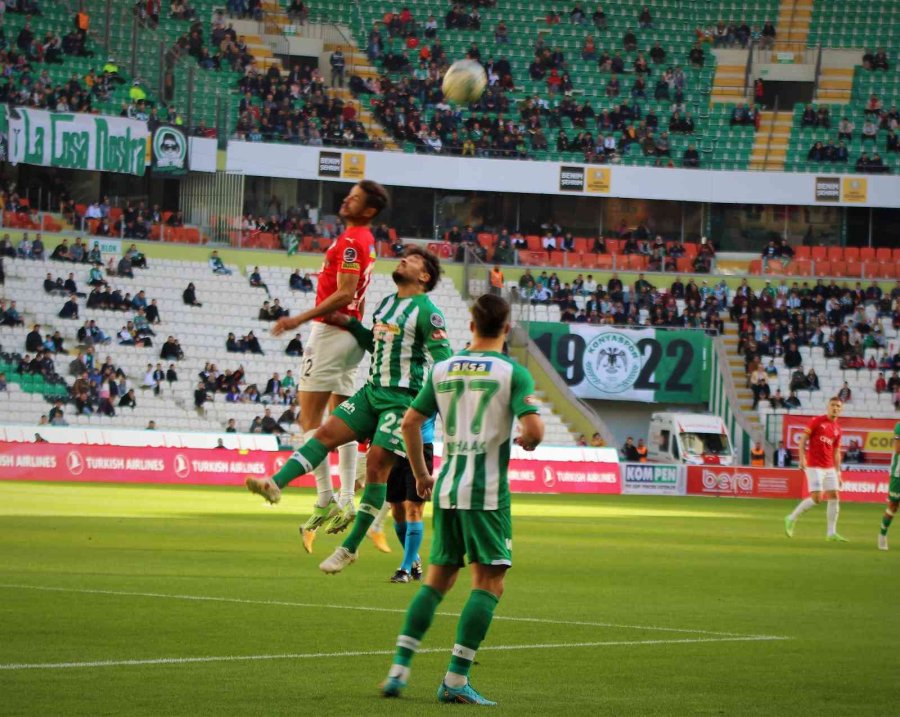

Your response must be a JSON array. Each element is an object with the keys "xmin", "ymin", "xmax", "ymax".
[
  {"xmin": 341, "ymin": 152, "xmax": 366, "ymax": 179},
  {"xmin": 586, "ymin": 167, "xmax": 611, "ymax": 193},
  {"xmin": 864, "ymin": 431, "xmax": 895, "ymax": 453},
  {"xmin": 841, "ymin": 177, "xmax": 867, "ymax": 203}
]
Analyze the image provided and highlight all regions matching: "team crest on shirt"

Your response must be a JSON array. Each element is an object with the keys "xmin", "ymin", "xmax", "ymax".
[
  {"xmin": 343, "ymin": 247, "xmax": 357, "ymax": 262},
  {"xmin": 430, "ymin": 313, "xmax": 445, "ymax": 328}
]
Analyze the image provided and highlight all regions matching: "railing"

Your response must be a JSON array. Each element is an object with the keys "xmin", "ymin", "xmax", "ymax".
[{"xmin": 753, "ymin": 41, "xmax": 820, "ymax": 66}]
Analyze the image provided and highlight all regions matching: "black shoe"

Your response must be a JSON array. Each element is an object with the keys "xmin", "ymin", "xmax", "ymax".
[
  {"xmin": 390, "ymin": 569, "xmax": 411, "ymax": 583},
  {"xmin": 410, "ymin": 561, "xmax": 422, "ymax": 581}
]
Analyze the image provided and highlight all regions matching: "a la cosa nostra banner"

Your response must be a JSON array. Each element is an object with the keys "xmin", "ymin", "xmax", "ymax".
[
  {"xmin": 529, "ymin": 323, "xmax": 711, "ymax": 402},
  {"xmin": 4, "ymin": 106, "xmax": 148, "ymax": 176}
]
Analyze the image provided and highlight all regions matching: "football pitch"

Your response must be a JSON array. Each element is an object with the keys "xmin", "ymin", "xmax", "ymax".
[{"xmin": 0, "ymin": 481, "xmax": 892, "ymax": 716}]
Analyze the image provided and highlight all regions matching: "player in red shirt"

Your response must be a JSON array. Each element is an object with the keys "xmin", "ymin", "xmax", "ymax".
[
  {"xmin": 271, "ymin": 180, "xmax": 388, "ymax": 553},
  {"xmin": 784, "ymin": 396, "xmax": 847, "ymax": 541}
]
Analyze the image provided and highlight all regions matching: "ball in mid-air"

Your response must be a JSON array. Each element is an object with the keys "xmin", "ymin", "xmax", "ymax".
[{"xmin": 442, "ymin": 60, "xmax": 487, "ymax": 104}]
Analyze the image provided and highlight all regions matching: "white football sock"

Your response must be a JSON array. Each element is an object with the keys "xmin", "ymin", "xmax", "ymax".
[
  {"xmin": 444, "ymin": 672, "xmax": 467, "ymax": 688},
  {"xmin": 337, "ymin": 441, "xmax": 358, "ymax": 507},
  {"xmin": 300, "ymin": 429, "xmax": 333, "ymax": 509},
  {"xmin": 789, "ymin": 497, "xmax": 816, "ymax": 521},
  {"xmin": 826, "ymin": 499, "xmax": 840, "ymax": 535},
  {"xmin": 370, "ymin": 502, "xmax": 390, "ymax": 533},
  {"xmin": 388, "ymin": 664, "xmax": 410, "ymax": 682}
]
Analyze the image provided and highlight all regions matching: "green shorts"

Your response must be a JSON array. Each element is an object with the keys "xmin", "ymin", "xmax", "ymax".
[
  {"xmin": 430, "ymin": 505, "xmax": 513, "ymax": 568},
  {"xmin": 332, "ymin": 384, "xmax": 413, "ymax": 457}
]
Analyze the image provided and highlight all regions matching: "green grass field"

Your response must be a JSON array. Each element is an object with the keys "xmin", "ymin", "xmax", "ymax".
[{"xmin": 0, "ymin": 481, "xmax": 893, "ymax": 716}]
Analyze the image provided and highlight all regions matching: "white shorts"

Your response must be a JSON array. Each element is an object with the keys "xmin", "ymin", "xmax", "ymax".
[
  {"xmin": 297, "ymin": 322, "xmax": 365, "ymax": 396},
  {"xmin": 805, "ymin": 467, "xmax": 839, "ymax": 493}
]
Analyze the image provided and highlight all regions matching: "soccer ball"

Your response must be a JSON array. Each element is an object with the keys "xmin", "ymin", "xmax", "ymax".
[{"xmin": 442, "ymin": 60, "xmax": 487, "ymax": 105}]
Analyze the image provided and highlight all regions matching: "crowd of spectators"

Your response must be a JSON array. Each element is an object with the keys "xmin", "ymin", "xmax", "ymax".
[
  {"xmin": 516, "ymin": 269, "xmax": 727, "ymax": 332},
  {"xmin": 738, "ymin": 276, "xmax": 900, "ymax": 409},
  {"xmin": 800, "ymin": 96, "xmax": 897, "ymax": 173}
]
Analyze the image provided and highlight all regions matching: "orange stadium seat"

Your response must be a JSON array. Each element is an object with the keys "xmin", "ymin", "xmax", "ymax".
[
  {"xmin": 876, "ymin": 247, "xmax": 892, "ymax": 262},
  {"xmin": 548, "ymin": 251, "xmax": 567, "ymax": 267},
  {"xmin": 811, "ymin": 246, "xmax": 827, "ymax": 262},
  {"xmin": 525, "ymin": 235, "xmax": 542, "ymax": 251},
  {"xmin": 859, "ymin": 247, "xmax": 876, "ymax": 262},
  {"xmin": 627, "ymin": 255, "xmax": 648, "ymax": 270},
  {"xmin": 794, "ymin": 246, "xmax": 811, "ymax": 260},
  {"xmin": 790, "ymin": 260, "xmax": 813, "ymax": 276},
  {"xmin": 676, "ymin": 257, "xmax": 693, "ymax": 273},
  {"xmin": 843, "ymin": 247, "xmax": 859, "ymax": 262},
  {"xmin": 827, "ymin": 247, "xmax": 843, "ymax": 262},
  {"xmin": 606, "ymin": 238, "xmax": 622, "ymax": 254},
  {"xmin": 574, "ymin": 237, "xmax": 590, "ymax": 253},
  {"xmin": 579, "ymin": 254, "xmax": 598, "ymax": 269},
  {"xmin": 830, "ymin": 260, "xmax": 847, "ymax": 277},
  {"xmin": 596, "ymin": 254, "xmax": 614, "ymax": 269},
  {"xmin": 892, "ymin": 249, "xmax": 900, "ymax": 263},
  {"xmin": 816, "ymin": 260, "xmax": 832, "ymax": 276},
  {"xmin": 518, "ymin": 250, "xmax": 548, "ymax": 266},
  {"xmin": 845, "ymin": 261, "xmax": 862, "ymax": 278},
  {"xmin": 749, "ymin": 259, "xmax": 762, "ymax": 274},
  {"xmin": 683, "ymin": 243, "xmax": 699, "ymax": 258}
]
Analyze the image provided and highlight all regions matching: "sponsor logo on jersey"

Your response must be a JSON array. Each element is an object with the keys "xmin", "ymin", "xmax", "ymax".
[
  {"xmin": 430, "ymin": 313, "xmax": 445, "ymax": 328},
  {"xmin": 343, "ymin": 247, "xmax": 357, "ymax": 263},
  {"xmin": 340, "ymin": 261, "xmax": 360, "ymax": 271},
  {"xmin": 448, "ymin": 359, "xmax": 492, "ymax": 376}
]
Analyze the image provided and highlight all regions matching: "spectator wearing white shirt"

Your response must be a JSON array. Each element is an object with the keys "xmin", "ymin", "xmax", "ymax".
[{"xmin": 542, "ymin": 232, "xmax": 557, "ymax": 250}]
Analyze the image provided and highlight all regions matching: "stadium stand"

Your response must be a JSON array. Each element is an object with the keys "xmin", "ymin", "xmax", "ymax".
[
  {"xmin": 221, "ymin": 0, "xmax": 777, "ymax": 169},
  {"xmin": 0, "ymin": 252, "xmax": 580, "ymax": 445},
  {"xmin": 730, "ymin": 276, "xmax": 900, "ymax": 427},
  {"xmin": 807, "ymin": 0, "xmax": 899, "ymax": 50}
]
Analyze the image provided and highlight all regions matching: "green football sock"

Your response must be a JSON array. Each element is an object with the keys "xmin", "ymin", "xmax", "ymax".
[
  {"xmin": 273, "ymin": 438, "xmax": 329, "ymax": 489},
  {"xmin": 881, "ymin": 509, "xmax": 894, "ymax": 536},
  {"xmin": 392, "ymin": 585, "xmax": 444, "ymax": 668},
  {"xmin": 448, "ymin": 589, "xmax": 500, "ymax": 678},
  {"xmin": 341, "ymin": 482, "xmax": 386, "ymax": 552}
]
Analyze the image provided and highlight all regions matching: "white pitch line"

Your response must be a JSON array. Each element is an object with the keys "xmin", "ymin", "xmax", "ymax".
[
  {"xmin": 0, "ymin": 583, "xmax": 779, "ymax": 639},
  {"xmin": 0, "ymin": 636, "xmax": 787, "ymax": 672}
]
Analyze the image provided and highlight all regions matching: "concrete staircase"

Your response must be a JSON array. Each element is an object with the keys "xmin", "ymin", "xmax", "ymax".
[
  {"xmin": 774, "ymin": 0, "xmax": 813, "ymax": 53},
  {"xmin": 721, "ymin": 321, "xmax": 762, "ymax": 433},
  {"xmin": 710, "ymin": 63, "xmax": 749, "ymax": 104},
  {"xmin": 816, "ymin": 67, "xmax": 853, "ymax": 104},
  {"xmin": 749, "ymin": 110, "xmax": 791, "ymax": 170}
]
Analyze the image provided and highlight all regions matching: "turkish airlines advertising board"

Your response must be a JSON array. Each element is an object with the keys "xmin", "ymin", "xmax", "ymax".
[
  {"xmin": 685, "ymin": 465, "xmax": 888, "ymax": 503},
  {"xmin": 0, "ymin": 442, "xmax": 622, "ymax": 496}
]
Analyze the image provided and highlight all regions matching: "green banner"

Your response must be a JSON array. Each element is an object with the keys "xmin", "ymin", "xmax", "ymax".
[
  {"xmin": 6, "ymin": 106, "xmax": 148, "ymax": 175},
  {"xmin": 530, "ymin": 323, "xmax": 711, "ymax": 403}
]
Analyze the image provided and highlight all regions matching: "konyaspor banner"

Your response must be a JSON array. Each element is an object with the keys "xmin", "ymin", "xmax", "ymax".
[{"xmin": 530, "ymin": 323, "xmax": 711, "ymax": 402}]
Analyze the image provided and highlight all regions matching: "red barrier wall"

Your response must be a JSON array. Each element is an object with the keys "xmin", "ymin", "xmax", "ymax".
[
  {"xmin": 0, "ymin": 443, "xmax": 622, "ymax": 496},
  {"xmin": 686, "ymin": 465, "xmax": 888, "ymax": 503}
]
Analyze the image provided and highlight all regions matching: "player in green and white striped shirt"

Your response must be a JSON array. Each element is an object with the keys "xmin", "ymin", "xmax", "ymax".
[
  {"xmin": 382, "ymin": 294, "xmax": 544, "ymax": 706},
  {"xmin": 246, "ymin": 247, "xmax": 452, "ymax": 574}
]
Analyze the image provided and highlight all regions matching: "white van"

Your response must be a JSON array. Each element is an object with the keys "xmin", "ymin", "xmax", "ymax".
[{"xmin": 647, "ymin": 412, "xmax": 735, "ymax": 466}]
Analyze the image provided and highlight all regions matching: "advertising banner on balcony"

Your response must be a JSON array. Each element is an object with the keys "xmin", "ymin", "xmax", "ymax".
[
  {"xmin": 4, "ymin": 107, "xmax": 148, "ymax": 176},
  {"xmin": 529, "ymin": 323, "xmax": 711, "ymax": 402},
  {"xmin": 782, "ymin": 414, "xmax": 896, "ymax": 465}
]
